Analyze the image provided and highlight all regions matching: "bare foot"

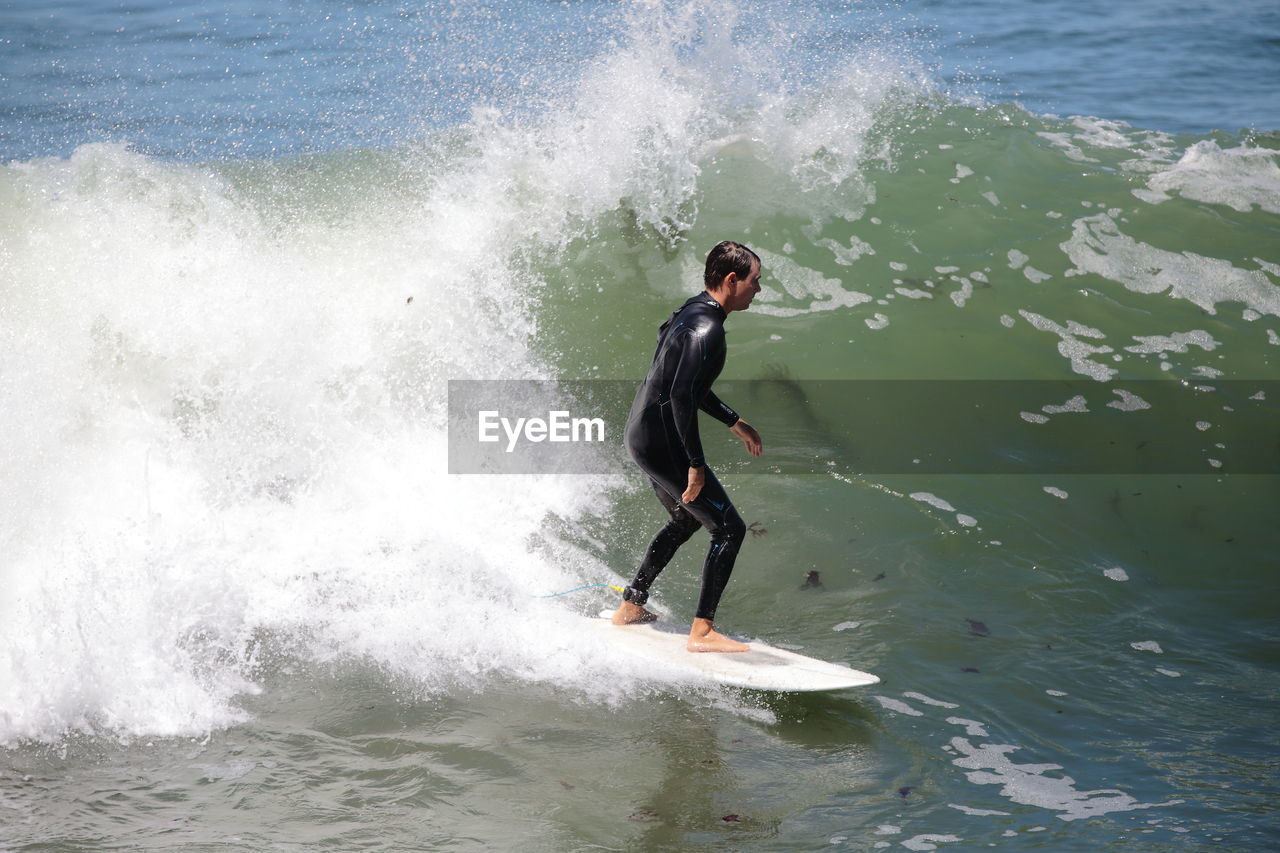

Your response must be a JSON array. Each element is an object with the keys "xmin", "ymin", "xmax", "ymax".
[
  {"xmin": 687, "ymin": 618, "xmax": 749, "ymax": 653},
  {"xmin": 611, "ymin": 600, "xmax": 658, "ymax": 625}
]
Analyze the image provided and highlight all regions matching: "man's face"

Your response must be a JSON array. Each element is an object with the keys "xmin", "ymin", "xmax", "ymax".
[{"xmin": 728, "ymin": 259, "xmax": 762, "ymax": 312}]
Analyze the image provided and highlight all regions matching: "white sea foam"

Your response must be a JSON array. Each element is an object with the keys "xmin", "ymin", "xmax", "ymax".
[
  {"xmin": 873, "ymin": 696, "xmax": 924, "ymax": 716},
  {"xmin": 1135, "ymin": 141, "xmax": 1280, "ymax": 214},
  {"xmin": 902, "ymin": 835, "xmax": 961, "ymax": 850},
  {"xmin": 817, "ymin": 234, "xmax": 876, "ymax": 265},
  {"xmin": 1037, "ymin": 132, "xmax": 1097, "ymax": 163},
  {"xmin": 1061, "ymin": 214, "xmax": 1280, "ymax": 318},
  {"xmin": 947, "ymin": 717, "xmax": 990, "ymax": 738},
  {"xmin": 1108, "ymin": 389, "xmax": 1151, "ymax": 411},
  {"xmin": 880, "ymin": 683, "xmax": 1176, "ymax": 825},
  {"xmin": 910, "ymin": 492, "xmax": 956, "ymax": 513},
  {"xmin": 1125, "ymin": 330, "xmax": 1220, "ymax": 354},
  {"xmin": 909, "ymin": 493, "xmax": 979, "ymax": 528},
  {"xmin": 1038, "ymin": 118, "xmax": 1178, "ymax": 173},
  {"xmin": 906, "ymin": 692, "xmax": 959, "ymax": 709},
  {"xmin": 753, "ymin": 250, "xmax": 875, "ymax": 316},
  {"xmin": 1069, "ymin": 117, "xmax": 1171, "ymax": 153},
  {"xmin": 949, "ymin": 804, "xmax": 1010, "ymax": 816},
  {"xmin": 950, "ymin": 738, "xmax": 1180, "ymax": 821},
  {"xmin": 1018, "ymin": 310, "xmax": 1116, "ymax": 380},
  {"xmin": 1043, "ymin": 395, "xmax": 1088, "ymax": 414}
]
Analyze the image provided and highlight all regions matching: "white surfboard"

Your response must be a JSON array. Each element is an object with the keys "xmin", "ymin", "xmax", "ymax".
[{"xmin": 587, "ymin": 613, "xmax": 879, "ymax": 692}]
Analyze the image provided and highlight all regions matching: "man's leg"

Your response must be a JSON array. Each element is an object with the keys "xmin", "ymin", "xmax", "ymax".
[
  {"xmin": 692, "ymin": 509, "xmax": 746, "ymax": 621},
  {"xmin": 612, "ymin": 478, "xmax": 700, "ymax": 625},
  {"xmin": 678, "ymin": 468, "xmax": 749, "ymax": 652}
]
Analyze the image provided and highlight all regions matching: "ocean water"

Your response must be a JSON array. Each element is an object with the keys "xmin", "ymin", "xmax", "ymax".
[{"xmin": 2, "ymin": 1, "xmax": 1278, "ymax": 850}]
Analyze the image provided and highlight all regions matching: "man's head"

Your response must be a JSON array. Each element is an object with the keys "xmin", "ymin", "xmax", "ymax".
[{"xmin": 704, "ymin": 240, "xmax": 761, "ymax": 314}]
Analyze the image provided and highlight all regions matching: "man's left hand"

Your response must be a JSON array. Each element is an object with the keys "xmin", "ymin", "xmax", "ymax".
[{"xmin": 731, "ymin": 419, "xmax": 763, "ymax": 456}]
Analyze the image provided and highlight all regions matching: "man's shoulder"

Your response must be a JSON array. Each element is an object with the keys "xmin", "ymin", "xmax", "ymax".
[
  {"xmin": 677, "ymin": 296, "xmax": 725, "ymax": 325},
  {"xmin": 674, "ymin": 308, "xmax": 724, "ymax": 343}
]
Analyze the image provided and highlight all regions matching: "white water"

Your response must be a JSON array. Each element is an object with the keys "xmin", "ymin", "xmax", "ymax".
[
  {"xmin": 0, "ymin": 0, "xmax": 941, "ymax": 746},
  {"xmin": 0, "ymin": 138, "xmax": 651, "ymax": 744}
]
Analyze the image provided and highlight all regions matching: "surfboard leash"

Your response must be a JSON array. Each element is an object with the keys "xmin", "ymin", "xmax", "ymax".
[{"xmin": 534, "ymin": 583, "xmax": 625, "ymax": 598}]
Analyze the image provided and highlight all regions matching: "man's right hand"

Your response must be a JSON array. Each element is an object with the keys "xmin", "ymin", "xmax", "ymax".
[{"xmin": 682, "ymin": 466, "xmax": 705, "ymax": 503}]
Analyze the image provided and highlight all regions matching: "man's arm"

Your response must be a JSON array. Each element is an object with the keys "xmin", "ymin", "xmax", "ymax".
[
  {"xmin": 682, "ymin": 418, "xmax": 762, "ymax": 501},
  {"xmin": 699, "ymin": 390, "xmax": 739, "ymax": 428},
  {"xmin": 668, "ymin": 329, "xmax": 709, "ymax": 469}
]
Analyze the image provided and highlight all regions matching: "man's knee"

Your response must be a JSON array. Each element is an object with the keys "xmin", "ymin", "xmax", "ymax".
[
  {"xmin": 717, "ymin": 510, "xmax": 746, "ymax": 547},
  {"xmin": 670, "ymin": 511, "xmax": 702, "ymax": 540}
]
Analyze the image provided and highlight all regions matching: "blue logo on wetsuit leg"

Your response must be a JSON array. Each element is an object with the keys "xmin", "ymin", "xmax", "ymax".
[{"xmin": 708, "ymin": 498, "xmax": 726, "ymax": 510}]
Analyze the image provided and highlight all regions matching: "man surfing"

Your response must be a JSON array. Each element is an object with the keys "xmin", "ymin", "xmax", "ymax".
[{"xmin": 611, "ymin": 241, "xmax": 764, "ymax": 652}]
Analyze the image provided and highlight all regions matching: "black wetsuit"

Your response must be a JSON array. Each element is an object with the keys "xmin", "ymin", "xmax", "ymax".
[{"xmin": 622, "ymin": 292, "xmax": 747, "ymax": 621}]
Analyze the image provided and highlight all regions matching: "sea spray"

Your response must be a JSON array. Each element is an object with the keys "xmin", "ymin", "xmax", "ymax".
[{"xmin": 0, "ymin": 135, "xmax": 638, "ymax": 743}]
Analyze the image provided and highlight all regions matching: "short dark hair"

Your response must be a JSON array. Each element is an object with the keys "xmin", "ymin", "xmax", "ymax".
[{"xmin": 704, "ymin": 241, "xmax": 759, "ymax": 290}]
